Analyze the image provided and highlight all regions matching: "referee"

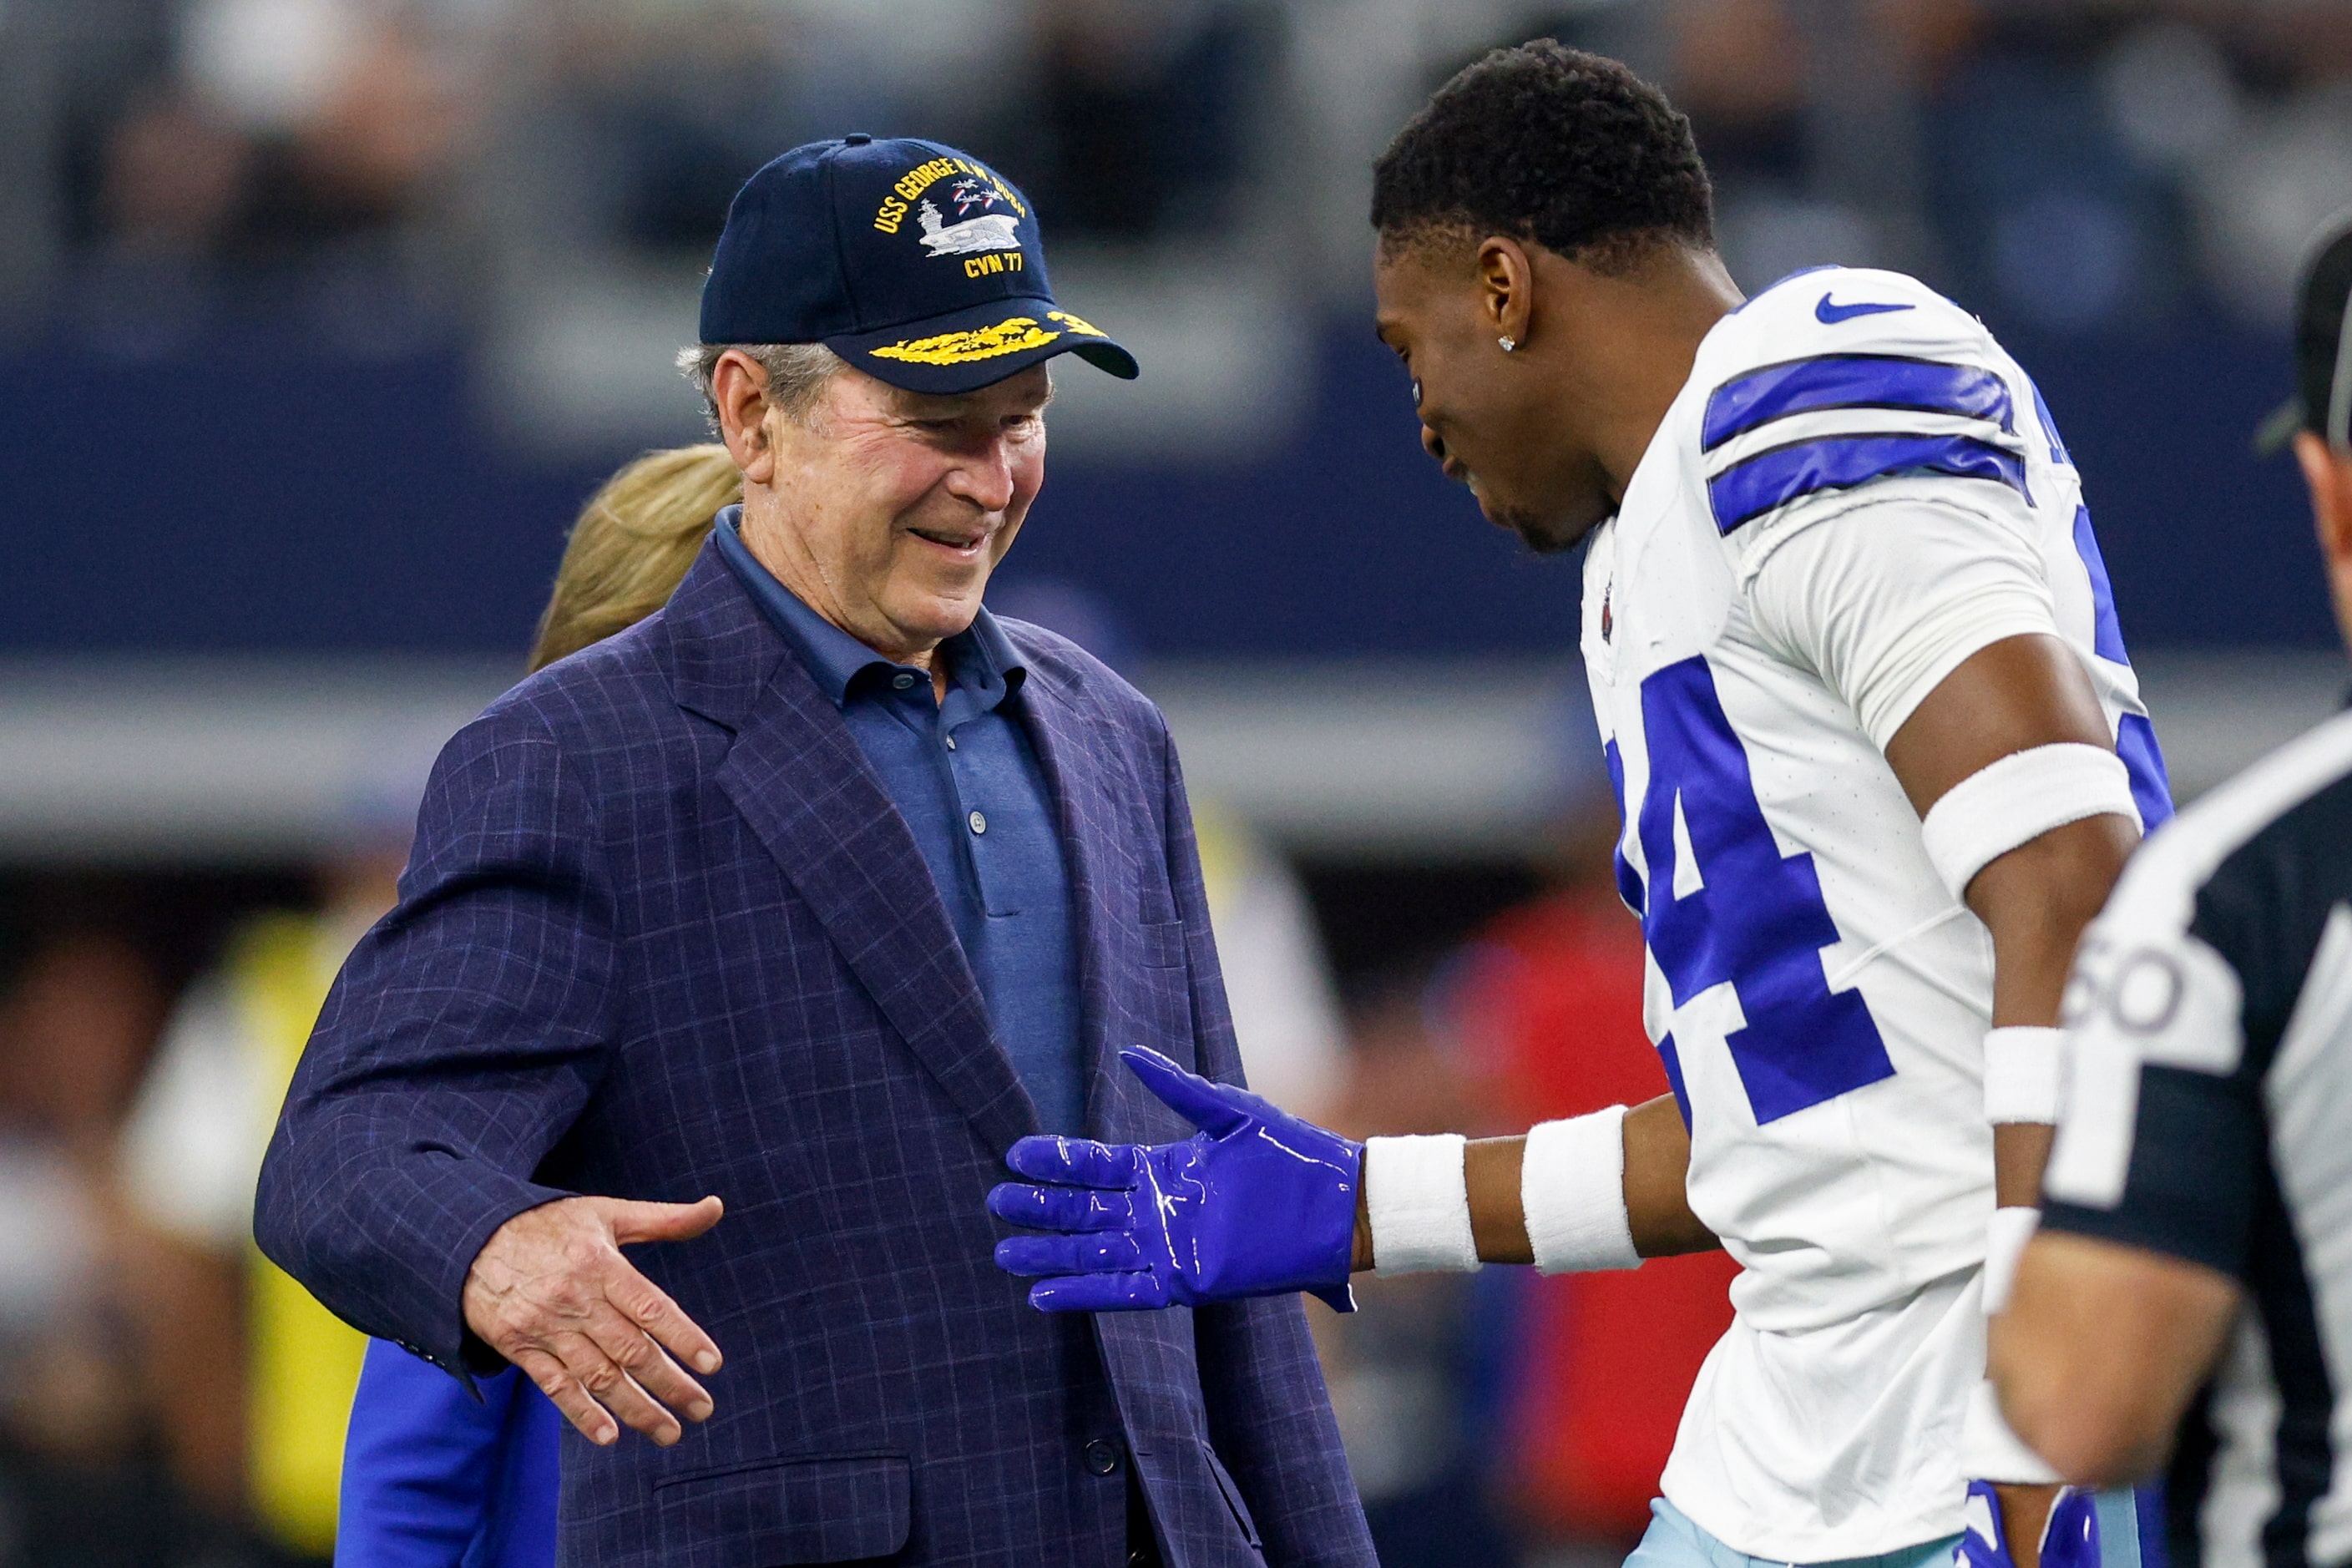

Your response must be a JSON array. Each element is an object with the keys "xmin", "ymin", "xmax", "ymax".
[{"xmin": 1990, "ymin": 215, "xmax": 2352, "ymax": 1568}]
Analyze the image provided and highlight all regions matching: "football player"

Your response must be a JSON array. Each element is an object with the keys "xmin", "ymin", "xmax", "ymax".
[{"xmin": 988, "ymin": 42, "xmax": 2166, "ymax": 1568}]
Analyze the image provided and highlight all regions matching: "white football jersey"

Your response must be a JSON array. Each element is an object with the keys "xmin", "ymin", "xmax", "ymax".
[{"xmin": 1581, "ymin": 266, "xmax": 2172, "ymax": 1560}]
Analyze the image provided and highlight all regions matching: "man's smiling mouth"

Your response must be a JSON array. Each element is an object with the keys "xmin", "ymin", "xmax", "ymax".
[{"xmin": 908, "ymin": 524, "xmax": 990, "ymax": 552}]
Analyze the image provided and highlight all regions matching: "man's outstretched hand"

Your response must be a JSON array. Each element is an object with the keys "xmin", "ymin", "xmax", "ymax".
[
  {"xmin": 988, "ymin": 1047, "xmax": 1361, "ymax": 1313},
  {"xmin": 463, "ymin": 1194, "xmax": 726, "ymax": 1447}
]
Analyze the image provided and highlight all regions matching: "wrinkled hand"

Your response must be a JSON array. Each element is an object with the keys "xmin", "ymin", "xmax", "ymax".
[
  {"xmin": 988, "ymin": 1047, "xmax": 1360, "ymax": 1313},
  {"xmin": 463, "ymin": 1194, "xmax": 726, "ymax": 1447}
]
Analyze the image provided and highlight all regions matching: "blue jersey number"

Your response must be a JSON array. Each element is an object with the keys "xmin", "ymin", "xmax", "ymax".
[{"xmin": 1616, "ymin": 657, "xmax": 1894, "ymax": 1125}]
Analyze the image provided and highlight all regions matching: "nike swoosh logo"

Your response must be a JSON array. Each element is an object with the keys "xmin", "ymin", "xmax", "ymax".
[{"xmin": 1816, "ymin": 294, "xmax": 1914, "ymax": 324}]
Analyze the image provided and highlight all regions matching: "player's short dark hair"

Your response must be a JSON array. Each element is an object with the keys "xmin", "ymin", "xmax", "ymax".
[{"xmin": 1371, "ymin": 40, "xmax": 1714, "ymax": 272}]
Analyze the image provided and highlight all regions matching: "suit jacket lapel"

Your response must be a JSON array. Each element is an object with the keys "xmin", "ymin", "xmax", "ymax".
[
  {"xmin": 665, "ymin": 547, "xmax": 1037, "ymax": 1156},
  {"xmin": 1013, "ymin": 665, "xmax": 1132, "ymax": 1140}
]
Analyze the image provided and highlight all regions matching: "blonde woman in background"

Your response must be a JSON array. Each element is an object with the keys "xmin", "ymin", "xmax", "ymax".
[
  {"xmin": 524, "ymin": 444, "xmax": 743, "ymax": 670},
  {"xmin": 118, "ymin": 446, "xmax": 738, "ymax": 1568}
]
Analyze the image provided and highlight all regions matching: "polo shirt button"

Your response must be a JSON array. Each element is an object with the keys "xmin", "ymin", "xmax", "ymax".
[
  {"xmin": 1083, "ymin": 1438, "xmax": 1121, "ymax": 1475},
  {"xmin": 892, "ymin": 672, "xmax": 916, "ymax": 690},
  {"xmin": 944, "ymin": 735, "xmax": 957, "ymax": 751},
  {"xmin": 969, "ymin": 811, "xmax": 987, "ymax": 835}
]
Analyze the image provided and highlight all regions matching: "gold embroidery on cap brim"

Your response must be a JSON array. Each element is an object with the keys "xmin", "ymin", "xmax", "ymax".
[{"xmin": 867, "ymin": 316, "xmax": 1060, "ymax": 367}]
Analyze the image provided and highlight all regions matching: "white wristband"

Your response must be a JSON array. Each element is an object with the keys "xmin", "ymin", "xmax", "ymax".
[
  {"xmin": 1522, "ymin": 1107, "xmax": 1641, "ymax": 1274},
  {"xmin": 1982, "ymin": 1206, "xmax": 2039, "ymax": 1315},
  {"xmin": 1364, "ymin": 1135, "xmax": 1481, "ymax": 1276},
  {"xmin": 1961, "ymin": 1378, "xmax": 2061, "ymax": 1484},
  {"xmin": 1985, "ymin": 1026, "xmax": 2064, "ymax": 1124},
  {"xmin": 1920, "ymin": 743, "xmax": 2137, "ymax": 901}
]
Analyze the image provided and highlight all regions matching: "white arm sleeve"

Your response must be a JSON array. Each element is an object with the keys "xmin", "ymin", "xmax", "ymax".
[
  {"xmin": 1522, "ymin": 1108, "xmax": 1640, "ymax": 1273},
  {"xmin": 1363, "ymin": 1134, "xmax": 1480, "ymax": 1275},
  {"xmin": 1745, "ymin": 496, "xmax": 2062, "ymax": 753}
]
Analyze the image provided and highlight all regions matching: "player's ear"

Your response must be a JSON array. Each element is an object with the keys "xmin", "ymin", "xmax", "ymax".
[{"xmin": 1475, "ymin": 236, "xmax": 1535, "ymax": 352}]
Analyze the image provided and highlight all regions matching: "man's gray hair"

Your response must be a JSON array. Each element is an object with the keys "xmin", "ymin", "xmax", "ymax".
[{"xmin": 676, "ymin": 341, "xmax": 844, "ymax": 431}]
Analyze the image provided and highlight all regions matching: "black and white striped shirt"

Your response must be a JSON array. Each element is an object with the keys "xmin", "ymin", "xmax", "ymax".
[{"xmin": 2043, "ymin": 706, "xmax": 2352, "ymax": 1568}]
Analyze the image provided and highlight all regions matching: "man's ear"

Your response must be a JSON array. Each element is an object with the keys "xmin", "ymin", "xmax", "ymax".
[
  {"xmin": 2294, "ymin": 432, "xmax": 2352, "ymax": 569},
  {"xmin": 2293, "ymin": 432, "xmax": 2352, "ymax": 648},
  {"xmin": 711, "ymin": 351, "xmax": 778, "ymax": 486},
  {"xmin": 1475, "ymin": 236, "xmax": 1535, "ymax": 350}
]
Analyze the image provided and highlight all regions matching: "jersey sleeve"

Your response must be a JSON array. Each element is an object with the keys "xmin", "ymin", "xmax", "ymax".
[
  {"xmin": 1702, "ymin": 289, "xmax": 2036, "ymax": 555},
  {"xmin": 2040, "ymin": 860, "xmax": 2263, "ymax": 1280},
  {"xmin": 1702, "ymin": 280, "xmax": 2061, "ymax": 751},
  {"xmin": 1743, "ymin": 496, "xmax": 2060, "ymax": 752}
]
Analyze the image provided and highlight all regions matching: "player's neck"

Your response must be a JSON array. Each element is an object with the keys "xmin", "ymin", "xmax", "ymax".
[{"xmin": 1568, "ymin": 247, "xmax": 1743, "ymax": 498}]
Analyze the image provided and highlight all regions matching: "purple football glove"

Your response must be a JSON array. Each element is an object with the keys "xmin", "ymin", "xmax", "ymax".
[
  {"xmin": 1960, "ymin": 1482, "xmax": 2102, "ymax": 1568},
  {"xmin": 988, "ymin": 1046, "xmax": 1361, "ymax": 1313}
]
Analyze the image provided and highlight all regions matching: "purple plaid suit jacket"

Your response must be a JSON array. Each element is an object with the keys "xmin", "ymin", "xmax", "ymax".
[{"xmin": 254, "ymin": 544, "xmax": 1373, "ymax": 1568}]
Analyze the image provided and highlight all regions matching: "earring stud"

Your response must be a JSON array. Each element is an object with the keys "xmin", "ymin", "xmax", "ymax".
[{"xmin": 1498, "ymin": 335, "xmax": 1518, "ymax": 352}]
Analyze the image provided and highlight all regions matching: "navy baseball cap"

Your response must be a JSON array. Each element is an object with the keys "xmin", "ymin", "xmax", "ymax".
[{"xmin": 699, "ymin": 134, "xmax": 1139, "ymax": 396}]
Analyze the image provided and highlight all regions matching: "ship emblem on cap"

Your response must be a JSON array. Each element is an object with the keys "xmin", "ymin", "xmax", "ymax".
[{"xmin": 918, "ymin": 179, "xmax": 1020, "ymax": 257}]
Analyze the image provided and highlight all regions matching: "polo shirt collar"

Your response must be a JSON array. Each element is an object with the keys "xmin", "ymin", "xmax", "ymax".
[{"xmin": 714, "ymin": 505, "xmax": 1025, "ymax": 711}]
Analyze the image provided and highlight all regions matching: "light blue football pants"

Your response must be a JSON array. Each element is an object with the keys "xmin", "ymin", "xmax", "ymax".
[
  {"xmin": 1625, "ymin": 1495, "xmax": 2145, "ymax": 1568},
  {"xmin": 1626, "ymin": 1500, "xmax": 1962, "ymax": 1568}
]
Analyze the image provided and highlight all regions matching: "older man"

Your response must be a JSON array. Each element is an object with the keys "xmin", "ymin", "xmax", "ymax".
[{"xmin": 254, "ymin": 136, "xmax": 1373, "ymax": 1568}]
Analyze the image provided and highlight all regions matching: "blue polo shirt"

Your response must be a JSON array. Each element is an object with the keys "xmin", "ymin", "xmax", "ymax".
[{"xmin": 714, "ymin": 508, "xmax": 1085, "ymax": 1133}]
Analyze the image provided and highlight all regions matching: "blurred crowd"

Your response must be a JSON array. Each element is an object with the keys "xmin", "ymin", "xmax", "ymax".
[
  {"xmin": 4, "ymin": 0, "xmax": 2349, "ymax": 341},
  {"xmin": 5, "ymin": 0, "xmax": 1277, "ymax": 340},
  {"xmin": 1637, "ymin": 0, "xmax": 2352, "ymax": 331},
  {"xmin": 0, "ymin": 871, "xmax": 307, "ymax": 1568}
]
